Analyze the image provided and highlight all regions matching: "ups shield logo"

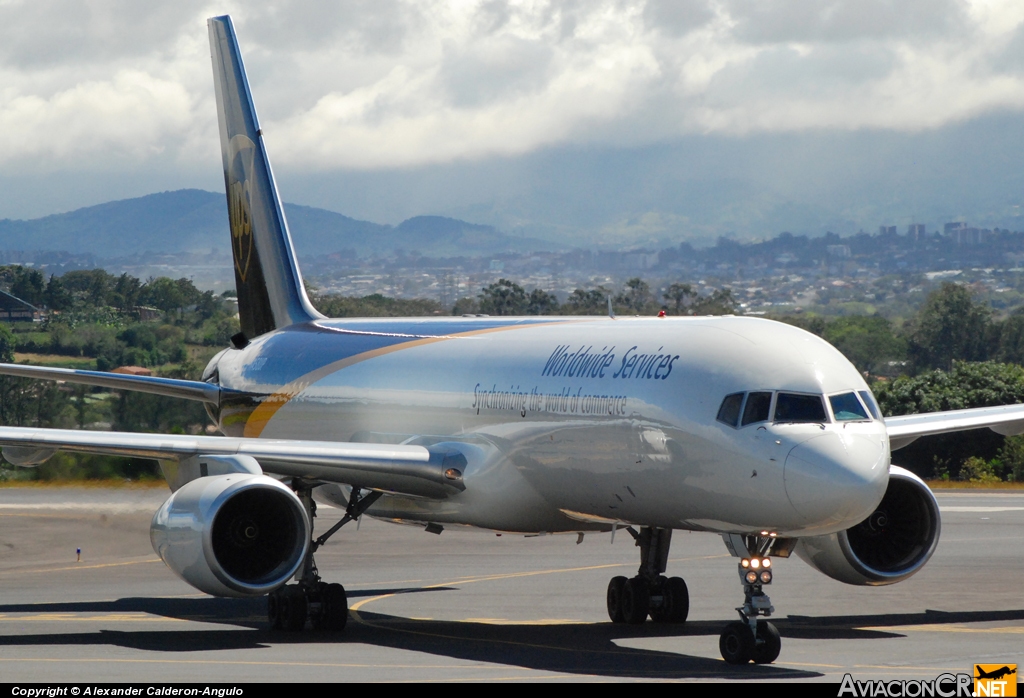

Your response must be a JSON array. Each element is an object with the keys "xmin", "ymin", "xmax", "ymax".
[{"xmin": 227, "ymin": 135, "xmax": 256, "ymax": 282}]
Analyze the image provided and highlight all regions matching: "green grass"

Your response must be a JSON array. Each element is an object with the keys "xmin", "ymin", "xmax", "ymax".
[
  {"xmin": 925, "ymin": 479, "xmax": 1024, "ymax": 490},
  {"xmin": 14, "ymin": 353, "xmax": 97, "ymax": 368}
]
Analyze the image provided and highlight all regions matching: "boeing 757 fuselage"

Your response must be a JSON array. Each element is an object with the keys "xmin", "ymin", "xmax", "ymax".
[{"xmin": 206, "ymin": 314, "xmax": 889, "ymax": 538}]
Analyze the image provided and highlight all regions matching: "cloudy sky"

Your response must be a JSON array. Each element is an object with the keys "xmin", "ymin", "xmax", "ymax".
[{"xmin": 2, "ymin": 0, "xmax": 1024, "ymax": 246}]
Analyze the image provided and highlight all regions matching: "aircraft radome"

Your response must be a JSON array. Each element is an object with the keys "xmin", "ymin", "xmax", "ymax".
[{"xmin": 1, "ymin": 15, "xmax": 1022, "ymax": 665}]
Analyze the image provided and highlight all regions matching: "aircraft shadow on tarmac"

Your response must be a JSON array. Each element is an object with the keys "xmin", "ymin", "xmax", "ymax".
[{"xmin": 2, "ymin": 594, "xmax": 1024, "ymax": 680}]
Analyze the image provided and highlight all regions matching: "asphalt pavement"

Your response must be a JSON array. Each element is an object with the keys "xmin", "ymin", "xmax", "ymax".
[{"xmin": 0, "ymin": 486, "xmax": 1020, "ymax": 682}]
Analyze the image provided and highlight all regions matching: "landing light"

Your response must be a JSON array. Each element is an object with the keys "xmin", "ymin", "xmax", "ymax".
[
  {"xmin": 741, "ymin": 556, "xmax": 771, "ymax": 572},
  {"xmin": 745, "ymin": 571, "xmax": 759, "ymax": 584},
  {"xmin": 760, "ymin": 570, "xmax": 772, "ymax": 584}
]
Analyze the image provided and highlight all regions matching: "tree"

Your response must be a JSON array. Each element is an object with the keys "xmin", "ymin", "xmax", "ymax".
[
  {"xmin": 689, "ymin": 289, "xmax": 737, "ymax": 316},
  {"xmin": 0, "ymin": 324, "xmax": 14, "ymax": 363},
  {"xmin": 313, "ymin": 293, "xmax": 442, "ymax": 317},
  {"xmin": 564, "ymin": 287, "xmax": 610, "ymax": 315},
  {"xmin": 822, "ymin": 316, "xmax": 906, "ymax": 376},
  {"xmin": 663, "ymin": 282, "xmax": 696, "ymax": 314},
  {"xmin": 994, "ymin": 309, "xmax": 1024, "ymax": 365},
  {"xmin": 526, "ymin": 289, "xmax": 559, "ymax": 315},
  {"xmin": 778, "ymin": 315, "xmax": 827, "ymax": 336},
  {"xmin": 479, "ymin": 279, "xmax": 527, "ymax": 316},
  {"xmin": 195, "ymin": 290, "xmax": 220, "ymax": 320},
  {"xmin": 907, "ymin": 283, "xmax": 990, "ymax": 372},
  {"xmin": 451, "ymin": 297, "xmax": 479, "ymax": 315},
  {"xmin": 111, "ymin": 273, "xmax": 142, "ymax": 311},
  {"xmin": 140, "ymin": 277, "xmax": 185, "ymax": 312},
  {"xmin": 876, "ymin": 361, "xmax": 1024, "ymax": 479},
  {"xmin": 11, "ymin": 267, "xmax": 45, "ymax": 306},
  {"xmin": 616, "ymin": 278, "xmax": 651, "ymax": 313},
  {"xmin": 44, "ymin": 275, "xmax": 73, "ymax": 311},
  {"xmin": 86, "ymin": 269, "xmax": 112, "ymax": 306}
]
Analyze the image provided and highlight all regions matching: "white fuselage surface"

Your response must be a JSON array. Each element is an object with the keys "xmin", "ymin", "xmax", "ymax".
[{"xmin": 210, "ymin": 315, "xmax": 890, "ymax": 538}]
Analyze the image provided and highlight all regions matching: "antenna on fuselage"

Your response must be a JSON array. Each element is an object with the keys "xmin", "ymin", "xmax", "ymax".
[{"xmin": 608, "ymin": 295, "xmax": 615, "ymax": 319}]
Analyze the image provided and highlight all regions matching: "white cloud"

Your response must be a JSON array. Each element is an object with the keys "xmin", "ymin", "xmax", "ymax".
[{"xmin": 0, "ymin": 0, "xmax": 1023, "ymax": 172}]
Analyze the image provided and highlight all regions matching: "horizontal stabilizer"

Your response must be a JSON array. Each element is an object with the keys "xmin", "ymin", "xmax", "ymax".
[
  {"xmin": 0, "ymin": 363, "xmax": 222, "ymax": 403},
  {"xmin": 0, "ymin": 426, "xmax": 465, "ymax": 499},
  {"xmin": 885, "ymin": 403, "xmax": 1024, "ymax": 450}
]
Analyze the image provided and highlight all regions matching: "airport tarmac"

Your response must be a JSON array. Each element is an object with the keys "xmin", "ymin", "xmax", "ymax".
[{"xmin": 0, "ymin": 486, "xmax": 1021, "ymax": 683}]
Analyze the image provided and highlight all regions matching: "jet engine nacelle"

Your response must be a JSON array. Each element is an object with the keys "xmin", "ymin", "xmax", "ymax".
[
  {"xmin": 795, "ymin": 465, "xmax": 940, "ymax": 586},
  {"xmin": 150, "ymin": 473, "xmax": 309, "ymax": 597}
]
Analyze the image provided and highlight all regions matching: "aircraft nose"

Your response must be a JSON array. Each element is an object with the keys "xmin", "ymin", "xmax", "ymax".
[{"xmin": 784, "ymin": 430, "xmax": 889, "ymax": 530}]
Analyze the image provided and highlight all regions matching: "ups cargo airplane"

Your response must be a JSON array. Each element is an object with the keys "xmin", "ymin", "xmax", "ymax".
[{"xmin": 1, "ymin": 15, "xmax": 1023, "ymax": 666}]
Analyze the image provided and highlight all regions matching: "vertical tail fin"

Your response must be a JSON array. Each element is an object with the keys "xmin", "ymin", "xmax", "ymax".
[{"xmin": 208, "ymin": 15, "xmax": 322, "ymax": 338}]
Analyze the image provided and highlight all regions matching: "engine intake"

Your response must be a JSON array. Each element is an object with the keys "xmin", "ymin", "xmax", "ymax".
[
  {"xmin": 151, "ymin": 474, "xmax": 309, "ymax": 597},
  {"xmin": 795, "ymin": 465, "xmax": 940, "ymax": 586}
]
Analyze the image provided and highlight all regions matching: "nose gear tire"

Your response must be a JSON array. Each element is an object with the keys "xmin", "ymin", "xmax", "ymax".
[
  {"xmin": 753, "ymin": 621, "xmax": 781, "ymax": 664},
  {"xmin": 720, "ymin": 621, "xmax": 756, "ymax": 664}
]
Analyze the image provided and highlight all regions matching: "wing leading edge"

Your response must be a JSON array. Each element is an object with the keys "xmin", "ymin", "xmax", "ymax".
[
  {"xmin": 0, "ymin": 426, "xmax": 465, "ymax": 499},
  {"xmin": 885, "ymin": 403, "xmax": 1024, "ymax": 450},
  {"xmin": 0, "ymin": 362, "xmax": 224, "ymax": 403}
]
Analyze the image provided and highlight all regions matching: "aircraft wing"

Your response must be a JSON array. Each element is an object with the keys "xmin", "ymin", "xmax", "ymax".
[
  {"xmin": 0, "ymin": 426, "xmax": 464, "ymax": 499},
  {"xmin": 0, "ymin": 362, "xmax": 222, "ymax": 403},
  {"xmin": 885, "ymin": 403, "xmax": 1024, "ymax": 450}
]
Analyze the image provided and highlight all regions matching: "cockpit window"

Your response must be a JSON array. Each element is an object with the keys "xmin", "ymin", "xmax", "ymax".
[
  {"xmin": 830, "ymin": 392, "xmax": 869, "ymax": 421},
  {"xmin": 774, "ymin": 393, "xmax": 827, "ymax": 423},
  {"xmin": 717, "ymin": 393, "xmax": 744, "ymax": 428},
  {"xmin": 741, "ymin": 392, "xmax": 772, "ymax": 426},
  {"xmin": 858, "ymin": 390, "xmax": 881, "ymax": 420}
]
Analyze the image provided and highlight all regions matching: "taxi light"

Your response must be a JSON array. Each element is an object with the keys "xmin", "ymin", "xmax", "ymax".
[
  {"xmin": 750, "ymin": 558, "xmax": 760, "ymax": 569},
  {"xmin": 760, "ymin": 570, "xmax": 772, "ymax": 584},
  {"xmin": 741, "ymin": 558, "xmax": 750, "ymax": 568},
  {"xmin": 762, "ymin": 558, "xmax": 771, "ymax": 569},
  {"xmin": 745, "ymin": 571, "xmax": 759, "ymax": 584}
]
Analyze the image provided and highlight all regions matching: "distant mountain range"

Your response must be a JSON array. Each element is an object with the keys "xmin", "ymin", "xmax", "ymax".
[{"xmin": 0, "ymin": 189, "xmax": 556, "ymax": 259}]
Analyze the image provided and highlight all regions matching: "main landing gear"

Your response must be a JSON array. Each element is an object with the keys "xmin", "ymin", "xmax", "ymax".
[
  {"xmin": 606, "ymin": 527, "xmax": 689, "ymax": 625},
  {"xmin": 268, "ymin": 482, "xmax": 382, "ymax": 632},
  {"xmin": 717, "ymin": 533, "xmax": 790, "ymax": 665}
]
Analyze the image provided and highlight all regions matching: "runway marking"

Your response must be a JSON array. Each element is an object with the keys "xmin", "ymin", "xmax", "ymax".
[
  {"xmin": 0, "ymin": 503, "xmax": 158, "ymax": 513},
  {"xmin": 940, "ymin": 506, "xmax": 1024, "ymax": 512},
  {"xmin": 461, "ymin": 618, "xmax": 595, "ymax": 626},
  {"xmin": 783, "ymin": 661, "xmax": 846, "ymax": 669},
  {"xmin": 859, "ymin": 623, "xmax": 1024, "ymax": 635},
  {"xmin": 0, "ymin": 558, "xmax": 161, "ymax": 577},
  {"xmin": 344, "ymin": 578, "xmax": 425, "ymax": 588},
  {"xmin": 935, "ymin": 493, "xmax": 1024, "ymax": 497},
  {"xmin": 351, "ymin": 553, "xmax": 726, "ymax": 613},
  {"xmin": 0, "ymin": 513, "xmax": 114, "ymax": 520}
]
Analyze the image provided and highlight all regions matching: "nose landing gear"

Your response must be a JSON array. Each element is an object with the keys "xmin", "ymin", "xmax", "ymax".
[
  {"xmin": 718, "ymin": 533, "xmax": 793, "ymax": 664},
  {"xmin": 718, "ymin": 559, "xmax": 780, "ymax": 664},
  {"xmin": 606, "ymin": 527, "xmax": 689, "ymax": 625}
]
